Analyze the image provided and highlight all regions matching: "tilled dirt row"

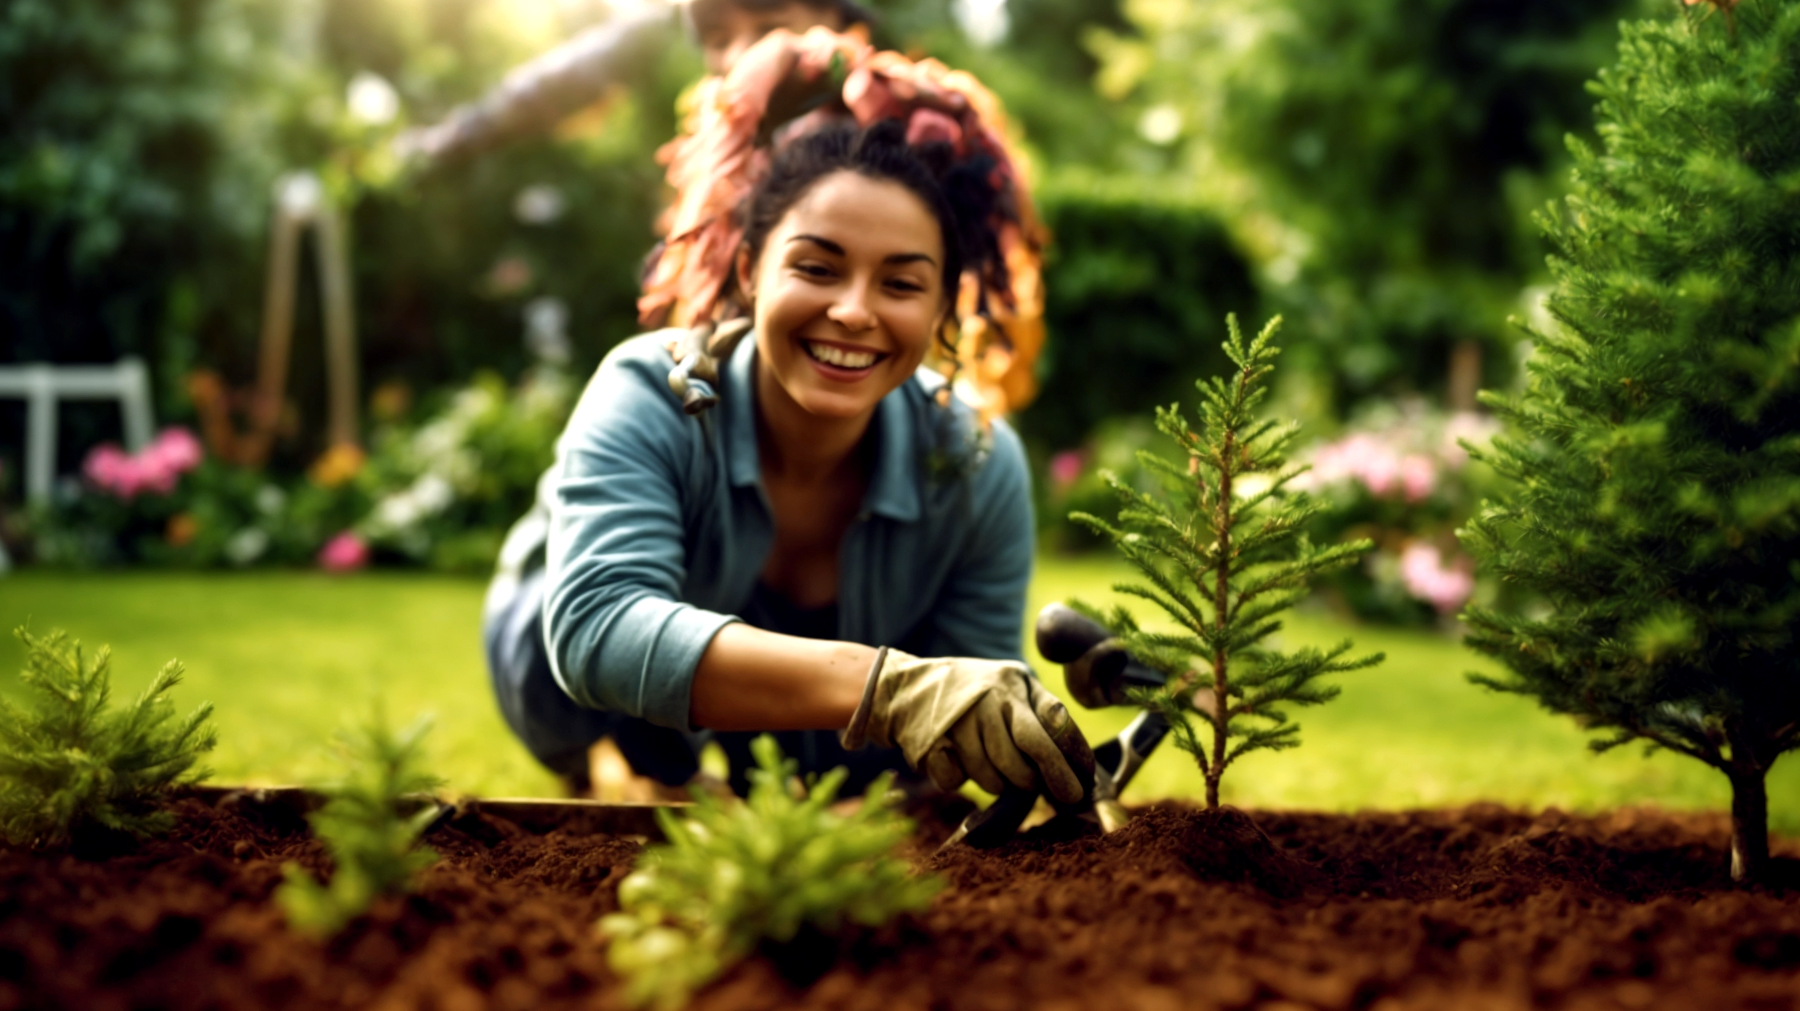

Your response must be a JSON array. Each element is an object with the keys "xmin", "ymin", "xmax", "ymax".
[{"xmin": 3, "ymin": 793, "xmax": 1799, "ymax": 1011}]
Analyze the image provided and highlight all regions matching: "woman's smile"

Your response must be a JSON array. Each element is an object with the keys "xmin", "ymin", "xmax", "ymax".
[{"xmin": 799, "ymin": 338, "xmax": 887, "ymax": 376}]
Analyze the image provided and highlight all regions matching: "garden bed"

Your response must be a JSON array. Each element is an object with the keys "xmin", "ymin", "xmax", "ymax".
[{"xmin": 4, "ymin": 789, "xmax": 1799, "ymax": 1011}]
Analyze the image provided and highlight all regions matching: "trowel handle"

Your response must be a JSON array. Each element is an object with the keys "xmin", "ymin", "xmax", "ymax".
[{"xmin": 955, "ymin": 785, "xmax": 1040, "ymax": 848}]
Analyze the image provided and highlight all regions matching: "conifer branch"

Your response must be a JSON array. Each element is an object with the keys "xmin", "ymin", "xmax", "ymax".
[{"xmin": 1072, "ymin": 315, "xmax": 1382, "ymax": 807}]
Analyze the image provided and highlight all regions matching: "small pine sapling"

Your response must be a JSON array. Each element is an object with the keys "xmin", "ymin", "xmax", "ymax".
[
  {"xmin": 278, "ymin": 714, "xmax": 443, "ymax": 937},
  {"xmin": 1072, "ymin": 315, "xmax": 1384, "ymax": 808},
  {"xmin": 601, "ymin": 735, "xmax": 942, "ymax": 1010},
  {"xmin": 1461, "ymin": 0, "xmax": 1800, "ymax": 883},
  {"xmin": 0, "ymin": 627, "xmax": 216, "ymax": 849}
]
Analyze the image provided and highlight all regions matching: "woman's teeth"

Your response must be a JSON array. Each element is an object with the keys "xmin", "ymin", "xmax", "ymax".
[{"xmin": 804, "ymin": 341, "xmax": 878, "ymax": 369}]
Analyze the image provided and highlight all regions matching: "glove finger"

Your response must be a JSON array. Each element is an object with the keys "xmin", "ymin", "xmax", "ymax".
[
  {"xmin": 951, "ymin": 714, "xmax": 1012, "ymax": 796},
  {"xmin": 1006, "ymin": 698, "xmax": 1088, "ymax": 805},
  {"xmin": 923, "ymin": 745, "xmax": 968, "ymax": 795},
  {"xmin": 1030, "ymin": 681, "xmax": 1097, "ymax": 791},
  {"xmin": 976, "ymin": 699, "xmax": 1043, "ymax": 794}
]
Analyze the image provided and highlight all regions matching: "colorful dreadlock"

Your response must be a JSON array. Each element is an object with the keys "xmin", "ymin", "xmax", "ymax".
[{"xmin": 638, "ymin": 27, "xmax": 1048, "ymax": 419}]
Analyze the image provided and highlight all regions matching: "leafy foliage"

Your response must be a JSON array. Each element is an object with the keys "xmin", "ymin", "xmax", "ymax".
[
  {"xmin": 1091, "ymin": 0, "xmax": 1656, "ymax": 401},
  {"xmin": 0, "ymin": 627, "xmax": 215, "ymax": 848},
  {"xmin": 278, "ymin": 713, "xmax": 442, "ymax": 938},
  {"xmin": 1072, "ymin": 316, "xmax": 1383, "ymax": 806},
  {"xmin": 1022, "ymin": 172, "xmax": 1259, "ymax": 452},
  {"xmin": 600, "ymin": 736, "xmax": 941, "ymax": 1010},
  {"xmin": 1460, "ymin": 0, "xmax": 1800, "ymax": 882}
]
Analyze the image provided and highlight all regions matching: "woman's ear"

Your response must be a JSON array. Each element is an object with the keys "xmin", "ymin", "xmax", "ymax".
[{"xmin": 734, "ymin": 246, "xmax": 757, "ymax": 312}]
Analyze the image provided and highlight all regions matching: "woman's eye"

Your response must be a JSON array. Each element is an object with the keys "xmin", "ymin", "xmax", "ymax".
[
  {"xmin": 792, "ymin": 262, "xmax": 834, "ymax": 279},
  {"xmin": 886, "ymin": 277, "xmax": 925, "ymax": 294}
]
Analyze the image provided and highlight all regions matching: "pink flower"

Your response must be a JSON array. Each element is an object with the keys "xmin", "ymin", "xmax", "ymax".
[
  {"xmin": 1398, "ymin": 542, "xmax": 1474, "ymax": 615},
  {"xmin": 83, "ymin": 444, "xmax": 134, "ymax": 496},
  {"xmin": 318, "ymin": 531, "xmax": 369, "ymax": 572},
  {"xmin": 81, "ymin": 428, "xmax": 202, "ymax": 500},
  {"xmin": 1048, "ymin": 450, "xmax": 1086, "ymax": 491},
  {"xmin": 135, "ymin": 457, "xmax": 179, "ymax": 496},
  {"xmin": 146, "ymin": 427, "xmax": 204, "ymax": 474},
  {"xmin": 1398, "ymin": 454, "xmax": 1436, "ymax": 503}
]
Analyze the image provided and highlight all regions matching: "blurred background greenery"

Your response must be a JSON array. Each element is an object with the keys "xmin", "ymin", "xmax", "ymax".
[{"xmin": 9, "ymin": 0, "xmax": 1766, "ymax": 820}]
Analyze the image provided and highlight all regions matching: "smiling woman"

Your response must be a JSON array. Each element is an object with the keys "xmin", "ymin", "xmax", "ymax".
[{"xmin": 483, "ymin": 119, "xmax": 1094, "ymax": 814}]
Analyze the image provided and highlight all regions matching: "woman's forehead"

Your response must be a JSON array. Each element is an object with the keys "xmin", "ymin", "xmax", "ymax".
[{"xmin": 774, "ymin": 172, "xmax": 942, "ymax": 258}]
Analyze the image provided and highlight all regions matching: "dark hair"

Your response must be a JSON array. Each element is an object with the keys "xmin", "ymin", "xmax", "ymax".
[
  {"xmin": 685, "ymin": 0, "xmax": 876, "ymax": 39},
  {"xmin": 735, "ymin": 120, "xmax": 1003, "ymax": 341}
]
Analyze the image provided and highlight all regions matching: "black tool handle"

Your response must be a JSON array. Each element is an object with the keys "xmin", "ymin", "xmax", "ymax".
[
  {"xmin": 1036, "ymin": 603, "xmax": 1166, "ymax": 695},
  {"xmin": 958, "ymin": 785, "xmax": 1040, "ymax": 848}
]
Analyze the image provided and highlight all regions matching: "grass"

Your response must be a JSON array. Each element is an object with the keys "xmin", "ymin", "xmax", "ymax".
[{"xmin": 3, "ymin": 560, "xmax": 1797, "ymax": 832}]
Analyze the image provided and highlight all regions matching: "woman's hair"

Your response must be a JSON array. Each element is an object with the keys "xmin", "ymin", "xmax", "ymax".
[{"xmin": 736, "ymin": 120, "xmax": 1003, "ymax": 340}]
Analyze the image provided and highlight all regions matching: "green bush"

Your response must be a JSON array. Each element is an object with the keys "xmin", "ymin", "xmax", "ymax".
[
  {"xmin": 1023, "ymin": 172, "xmax": 1259, "ymax": 452},
  {"xmin": 601, "ymin": 736, "xmax": 941, "ymax": 1010},
  {"xmin": 1090, "ymin": 0, "xmax": 1657, "ymax": 403},
  {"xmin": 0, "ymin": 627, "xmax": 216, "ymax": 848},
  {"xmin": 0, "ymin": 0, "xmax": 687, "ymax": 486},
  {"xmin": 278, "ymin": 713, "xmax": 443, "ymax": 938}
]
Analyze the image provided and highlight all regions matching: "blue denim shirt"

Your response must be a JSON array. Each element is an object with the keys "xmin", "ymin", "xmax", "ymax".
[{"xmin": 541, "ymin": 330, "xmax": 1035, "ymax": 733}]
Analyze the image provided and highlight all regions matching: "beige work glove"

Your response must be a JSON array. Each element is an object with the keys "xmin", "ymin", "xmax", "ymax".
[{"xmin": 840, "ymin": 648, "xmax": 1096, "ymax": 805}]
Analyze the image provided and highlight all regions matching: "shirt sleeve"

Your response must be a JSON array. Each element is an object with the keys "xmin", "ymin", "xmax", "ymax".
[
  {"xmin": 540, "ymin": 339, "xmax": 738, "ymax": 732},
  {"xmin": 919, "ymin": 418, "xmax": 1036, "ymax": 662}
]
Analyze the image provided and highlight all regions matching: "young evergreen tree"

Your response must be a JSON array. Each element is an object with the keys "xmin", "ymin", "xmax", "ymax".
[
  {"xmin": 278, "ymin": 714, "xmax": 443, "ymax": 937},
  {"xmin": 1073, "ymin": 315, "xmax": 1383, "ymax": 807},
  {"xmin": 0, "ymin": 628, "xmax": 216, "ymax": 848},
  {"xmin": 1461, "ymin": 0, "xmax": 1800, "ymax": 883}
]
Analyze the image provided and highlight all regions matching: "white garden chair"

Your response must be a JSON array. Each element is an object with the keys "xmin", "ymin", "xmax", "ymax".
[{"xmin": 0, "ymin": 356, "xmax": 155, "ymax": 504}]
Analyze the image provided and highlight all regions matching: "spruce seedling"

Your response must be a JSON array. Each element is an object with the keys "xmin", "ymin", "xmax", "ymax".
[
  {"xmin": 1072, "ymin": 315, "xmax": 1384, "ymax": 807},
  {"xmin": 278, "ymin": 713, "xmax": 443, "ymax": 937},
  {"xmin": 1461, "ymin": 0, "xmax": 1800, "ymax": 883},
  {"xmin": 601, "ymin": 735, "xmax": 942, "ymax": 1010},
  {"xmin": 0, "ymin": 627, "xmax": 216, "ymax": 849}
]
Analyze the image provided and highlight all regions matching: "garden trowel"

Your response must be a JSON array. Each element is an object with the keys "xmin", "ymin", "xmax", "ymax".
[{"xmin": 936, "ymin": 604, "xmax": 1172, "ymax": 851}]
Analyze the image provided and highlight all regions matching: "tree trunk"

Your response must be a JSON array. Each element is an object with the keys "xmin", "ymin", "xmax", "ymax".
[
  {"xmin": 1204, "ymin": 774, "xmax": 1219, "ymax": 810},
  {"xmin": 1448, "ymin": 339, "xmax": 1483, "ymax": 413},
  {"xmin": 1728, "ymin": 767, "xmax": 1770, "ymax": 883}
]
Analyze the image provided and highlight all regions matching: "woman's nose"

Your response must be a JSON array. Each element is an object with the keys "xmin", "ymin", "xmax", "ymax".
[{"xmin": 827, "ymin": 282, "xmax": 877, "ymax": 331}]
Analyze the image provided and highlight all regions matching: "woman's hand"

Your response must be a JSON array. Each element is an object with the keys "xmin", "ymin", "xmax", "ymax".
[{"xmin": 840, "ymin": 649, "xmax": 1096, "ymax": 805}]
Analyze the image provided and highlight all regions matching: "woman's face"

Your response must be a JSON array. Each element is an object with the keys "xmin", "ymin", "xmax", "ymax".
[{"xmin": 741, "ymin": 170, "xmax": 947, "ymax": 423}]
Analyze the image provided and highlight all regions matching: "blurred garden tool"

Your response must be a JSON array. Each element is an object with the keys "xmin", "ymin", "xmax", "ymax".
[
  {"xmin": 666, "ymin": 317, "xmax": 752, "ymax": 414},
  {"xmin": 935, "ymin": 604, "xmax": 1172, "ymax": 851}
]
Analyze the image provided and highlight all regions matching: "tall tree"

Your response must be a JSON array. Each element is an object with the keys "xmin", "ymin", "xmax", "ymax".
[{"xmin": 1462, "ymin": 0, "xmax": 1800, "ymax": 883}]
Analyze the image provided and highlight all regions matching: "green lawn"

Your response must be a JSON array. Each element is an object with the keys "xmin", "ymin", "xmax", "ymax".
[{"xmin": 4, "ymin": 561, "xmax": 1797, "ymax": 832}]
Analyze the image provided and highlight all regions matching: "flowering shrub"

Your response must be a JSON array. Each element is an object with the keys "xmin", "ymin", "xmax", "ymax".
[
  {"xmin": 82, "ymin": 429, "xmax": 205, "ymax": 499},
  {"xmin": 1295, "ymin": 400, "xmax": 1500, "ymax": 625},
  {"xmin": 353, "ymin": 366, "xmax": 574, "ymax": 572}
]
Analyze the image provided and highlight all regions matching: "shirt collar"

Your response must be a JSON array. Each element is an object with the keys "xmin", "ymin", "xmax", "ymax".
[{"xmin": 721, "ymin": 331, "xmax": 922, "ymax": 523}]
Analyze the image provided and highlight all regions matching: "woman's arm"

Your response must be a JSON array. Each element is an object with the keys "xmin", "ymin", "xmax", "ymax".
[
  {"xmin": 922, "ymin": 419, "xmax": 1036, "ymax": 659},
  {"xmin": 688, "ymin": 625, "xmax": 875, "ymax": 730}
]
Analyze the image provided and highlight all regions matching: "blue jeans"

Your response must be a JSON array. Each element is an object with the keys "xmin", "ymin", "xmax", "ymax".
[{"xmin": 483, "ymin": 568, "xmax": 909, "ymax": 797}]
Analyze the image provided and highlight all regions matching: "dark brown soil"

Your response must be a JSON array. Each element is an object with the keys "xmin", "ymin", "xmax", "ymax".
[{"xmin": 4, "ymin": 791, "xmax": 1800, "ymax": 1011}]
